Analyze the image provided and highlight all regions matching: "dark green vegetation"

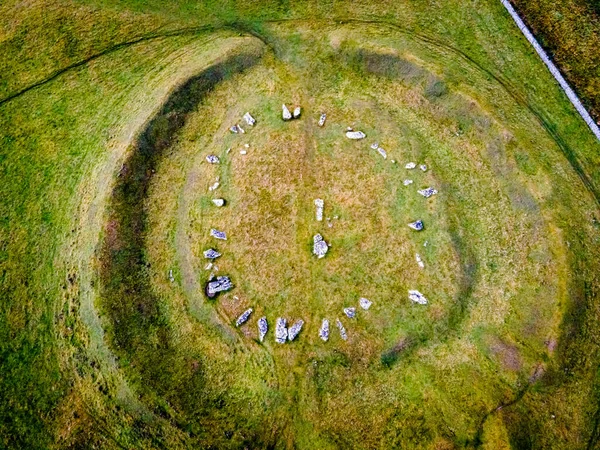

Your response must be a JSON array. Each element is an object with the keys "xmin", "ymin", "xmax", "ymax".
[
  {"xmin": 511, "ymin": 0, "xmax": 600, "ymax": 122},
  {"xmin": 1, "ymin": 1, "xmax": 600, "ymax": 448}
]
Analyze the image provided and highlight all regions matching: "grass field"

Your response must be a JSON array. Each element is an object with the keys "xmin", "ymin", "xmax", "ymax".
[{"xmin": 1, "ymin": 1, "xmax": 600, "ymax": 448}]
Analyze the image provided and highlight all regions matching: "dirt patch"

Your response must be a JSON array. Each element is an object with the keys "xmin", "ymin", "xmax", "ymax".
[{"xmin": 490, "ymin": 337, "xmax": 522, "ymax": 371}]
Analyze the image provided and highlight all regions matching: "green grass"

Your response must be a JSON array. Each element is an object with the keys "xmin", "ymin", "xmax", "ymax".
[{"xmin": 1, "ymin": 1, "xmax": 600, "ymax": 448}]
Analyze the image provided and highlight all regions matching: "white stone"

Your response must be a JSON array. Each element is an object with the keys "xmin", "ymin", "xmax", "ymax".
[
  {"xmin": 209, "ymin": 181, "xmax": 220, "ymax": 191},
  {"xmin": 282, "ymin": 104, "xmax": 292, "ymax": 121},
  {"xmin": 168, "ymin": 269, "xmax": 174, "ymax": 282},
  {"xmin": 359, "ymin": 297, "xmax": 372, "ymax": 310},
  {"xmin": 319, "ymin": 319, "xmax": 329, "ymax": 341},
  {"xmin": 416, "ymin": 253, "xmax": 424, "ymax": 268},
  {"xmin": 403, "ymin": 179, "xmax": 413, "ymax": 186},
  {"xmin": 206, "ymin": 155, "xmax": 220, "ymax": 164},
  {"xmin": 405, "ymin": 162, "xmax": 416, "ymax": 169},
  {"xmin": 370, "ymin": 142, "xmax": 379, "ymax": 150},
  {"xmin": 293, "ymin": 107, "xmax": 301, "ymax": 118},
  {"xmin": 314, "ymin": 198, "xmax": 324, "ymax": 221},
  {"xmin": 418, "ymin": 187, "xmax": 438, "ymax": 198},
  {"xmin": 243, "ymin": 112, "xmax": 255, "ymax": 126},
  {"xmin": 210, "ymin": 229, "xmax": 227, "ymax": 240},
  {"xmin": 377, "ymin": 147, "xmax": 387, "ymax": 159},
  {"xmin": 336, "ymin": 319, "xmax": 348, "ymax": 340},
  {"xmin": 345, "ymin": 130, "xmax": 366, "ymax": 140},
  {"xmin": 313, "ymin": 234, "xmax": 329, "ymax": 258},
  {"xmin": 212, "ymin": 198, "xmax": 225, "ymax": 207},
  {"xmin": 318, "ymin": 113, "xmax": 327, "ymax": 127},
  {"xmin": 344, "ymin": 307, "xmax": 356, "ymax": 318},
  {"xmin": 203, "ymin": 249, "xmax": 221, "ymax": 259},
  {"xmin": 240, "ymin": 150, "xmax": 247, "ymax": 155},
  {"xmin": 275, "ymin": 318, "xmax": 288, "ymax": 343},
  {"xmin": 420, "ymin": 164, "xmax": 427, "ymax": 172},
  {"xmin": 408, "ymin": 290, "xmax": 428, "ymax": 305},
  {"xmin": 258, "ymin": 317, "xmax": 268, "ymax": 342},
  {"xmin": 236, "ymin": 308, "xmax": 253, "ymax": 326},
  {"xmin": 408, "ymin": 220, "xmax": 424, "ymax": 231},
  {"xmin": 204, "ymin": 262, "xmax": 213, "ymax": 270}
]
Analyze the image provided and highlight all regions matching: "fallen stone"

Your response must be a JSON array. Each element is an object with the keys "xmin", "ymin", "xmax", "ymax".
[
  {"xmin": 243, "ymin": 112, "xmax": 255, "ymax": 126},
  {"xmin": 313, "ymin": 234, "xmax": 329, "ymax": 258},
  {"xmin": 319, "ymin": 319, "xmax": 329, "ymax": 341},
  {"xmin": 391, "ymin": 160, "xmax": 396, "ymax": 164},
  {"xmin": 209, "ymin": 181, "xmax": 220, "ymax": 191},
  {"xmin": 336, "ymin": 319, "xmax": 348, "ymax": 341},
  {"xmin": 206, "ymin": 276, "xmax": 233, "ymax": 297},
  {"xmin": 212, "ymin": 198, "xmax": 225, "ymax": 207},
  {"xmin": 230, "ymin": 125, "xmax": 240, "ymax": 133},
  {"xmin": 344, "ymin": 307, "xmax": 356, "ymax": 318},
  {"xmin": 416, "ymin": 253, "xmax": 424, "ymax": 268},
  {"xmin": 210, "ymin": 229, "xmax": 227, "ymax": 240},
  {"xmin": 238, "ymin": 124, "xmax": 245, "ymax": 134},
  {"xmin": 408, "ymin": 289, "xmax": 428, "ymax": 305},
  {"xmin": 377, "ymin": 147, "xmax": 387, "ymax": 159},
  {"xmin": 346, "ymin": 130, "xmax": 366, "ymax": 140},
  {"xmin": 288, "ymin": 320, "xmax": 304, "ymax": 341},
  {"xmin": 405, "ymin": 162, "xmax": 416, "ymax": 169},
  {"xmin": 226, "ymin": 147, "xmax": 231, "ymax": 154},
  {"xmin": 370, "ymin": 142, "xmax": 379, "ymax": 150},
  {"xmin": 282, "ymin": 104, "xmax": 292, "ymax": 121},
  {"xmin": 236, "ymin": 308, "xmax": 253, "ymax": 327},
  {"xmin": 275, "ymin": 318, "xmax": 288, "ymax": 343},
  {"xmin": 408, "ymin": 220, "xmax": 424, "ymax": 231},
  {"xmin": 424, "ymin": 241, "xmax": 428, "ymax": 247},
  {"xmin": 213, "ymin": 265, "xmax": 219, "ymax": 272},
  {"xmin": 403, "ymin": 179, "xmax": 413, "ymax": 186},
  {"xmin": 418, "ymin": 187, "xmax": 438, "ymax": 198},
  {"xmin": 314, "ymin": 199, "xmax": 324, "ymax": 221},
  {"xmin": 205, "ymin": 262, "xmax": 213, "ymax": 270},
  {"xmin": 240, "ymin": 150, "xmax": 247, "ymax": 155},
  {"xmin": 420, "ymin": 164, "xmax": 427, "ymax": 172},
  {"xmin": 258, "ymin": 317, "xmax": 268, "ymax": 342},
  {"xmin": 206, "ymin": 155, "xmax": 220, "ymax": 164},
  {"xmin": 318, "ymin": 113, "xmax": 327, "ymax": 127},
  {"xmin": 203, "ymin": 248, "xmax": 221, "ymax": 259},
  {"xmin": 359, "ymin": 297, "xmax": 372, "ymax": 310},
  {"xmin": 293, "ymin": 107, "xmax": 301, "ymax": 119}
]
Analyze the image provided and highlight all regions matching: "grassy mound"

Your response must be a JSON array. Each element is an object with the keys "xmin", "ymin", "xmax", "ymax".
[{"xmin": 1, "ymin": 1, "xmax": 600, "ymax": 448}]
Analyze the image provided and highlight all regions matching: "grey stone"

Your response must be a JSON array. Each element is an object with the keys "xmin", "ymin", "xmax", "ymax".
[
  {"xmin": 212, "ymin": 198, "xmax": 225, "ymax": 207},
  {"xmin": 236, "ymin": 308, "xmax": 253, "ymax": 326},
  {"xmin": 206, "ymin": 155, "xmax": 220, "ymax": 164},
  {"xmin": 315, "ymin": 198, "xmax": 324, "ymax": 221},
  {"xmin": 258, "ymin": 317, "xmax": 268, "ymax": 342},
  {"xmin": 293, "ymin": 107, "xmax": 301, "ymax": 119},
  {"xmin": 418, "ymin": 187, "xmax": 438, "ymax": 198},
  {"xmin": 313, "ymin": 234, "xmax": 329, "ymax": 258},
  {"xmin": 230, "ymin": 125, "xmax": 240, "ymax": 133},
  {"xmin": 203, "ymin": 248, "xmax": 221, "ymax": 259},
  {"xmin": 243, "ymin": 112, "xmax": 256, "ymax": 126},
  {"xmin": 345, "ymin": 130, "xmax": 366, "ymax": 140},
  {"xmin": 206, "ymin": 276, "xmax": 233, "ymax": 297},
  {"xmin": 318, "ymin": 113, "xmax": 327, "ymax": 127},
  {"xmin": 282, "ymin": 104, "xmax": 292, "ymax": 121},
  {"xmin": 343, "ymin": 307, "xmax": 356, "ymax": 318},
  {"xmin": 275, "ymin": 318, "xmax": 288, "ymax": 343},
  {"xmin": 359, "ymin": 297, "xmax": 372, "ymax": 310},
  {"xmin": 336, "ymin": 319, "xmax": 348, "ymax": 341},
  {"xmin": 319, "ymin": 319, "xmax": 329, "ymax": 341},
  {"xmin": 405, "ymin": 162, "xmax": 416, "ymax": 169},
  {"xmin": 288, "ymin": 320, "xmax": 304, "ymax": 341},
  {"xmin": 408, "ymin": 290, "xmax": 428, "ymax": 305},
  {"xmin": 210, "ymin": 229, "xmax": 227, "ymax": 240},
  {"xmin": 408, "ymin": 220, "xmax": 424, "ymax": 231}
]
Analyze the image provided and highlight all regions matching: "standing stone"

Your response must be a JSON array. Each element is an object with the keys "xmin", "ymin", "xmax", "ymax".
[
  {"xmin": 318, "ymin": 113, "xmax": 327, "ymax": 127},
  {"xmin": 210, "ymin": 229, "xmax": 227, "ymax": 240},
  {"xmin": 319, "ymin": 319, "xmax": 329, "ymax": 341},
  {"xmin": 345, "ymin": 130, "xmax": 366, "ymax": 140},
  {"xmin": 359, "ymin": 297, "xmax": 372, "ymax": 310},
  {"xmin": 212, "ymin": 198, "xmax": 225, "ymax": 207},
  {"xmin": 293, "ymin": 107, "xmax": 301, "ymax": 119},
  {"xmin": 203, "ymin": 248, "xmax": 221, "ymax": 259},
  {"xmin": 206, "ymin": 276, "xmax": 233, "ymax": 297},
  {"xmin": 336, "ymin": 319, "xmax": 348, "ymax": 341},
  {"xmin": 343, "ymin": 307, "xmax": 356, "ymax": 318},
  {"xmin": 258, "ymin": 317, "xmax": 268, "ymax": 342},
  {"xmin": 416, "ymin": 253, "xmax": 425, "ymax": 268},
  {"xmin": 206, "ymin": 155, "xmax": 220, "ymax": 164},
  {"xmin": 420, "ymin": 164, "xmax": 428, "ymax": 172},
  {"xmin": 243, "ymin": 112, "xmax": 256, "ymax": 126},
  {"xmin": 275, "ymin": 318, "xmax": 288, "ymax": 343},
  {"xmin": 288, "ymin": 320, "xmax": 304, "ymax": 341},
  {"xmin": 408, "ymin": 290, "xmax": 428, "ymax": 305},
  {"xmin": 236, "ymin": 308, "xmax": 253, "ymax": 327},
  {"xmin": 418, "ymin": 187, "xmax": 438, "ymax": 198},
  {"xmin": 314, "ymin": 199, "xmax": 324, "ymax": 221},
  {"xmin": 168, "ymin": 269, "xmax": 175, "ymax": 282},
  {"xmin": 313, "ymin": 234, "xmax": 329, "ymax": 258},
  {"xmin": 405, "ymin": 162, "xmax": 416, "ymax": 169},
  {"xmin": 282, "ymin": 104, "xmax": 292, "ymax": 121},
  {"xmin": 408, "ymin": 220, "xmax": 424, "ymax": 231}
]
